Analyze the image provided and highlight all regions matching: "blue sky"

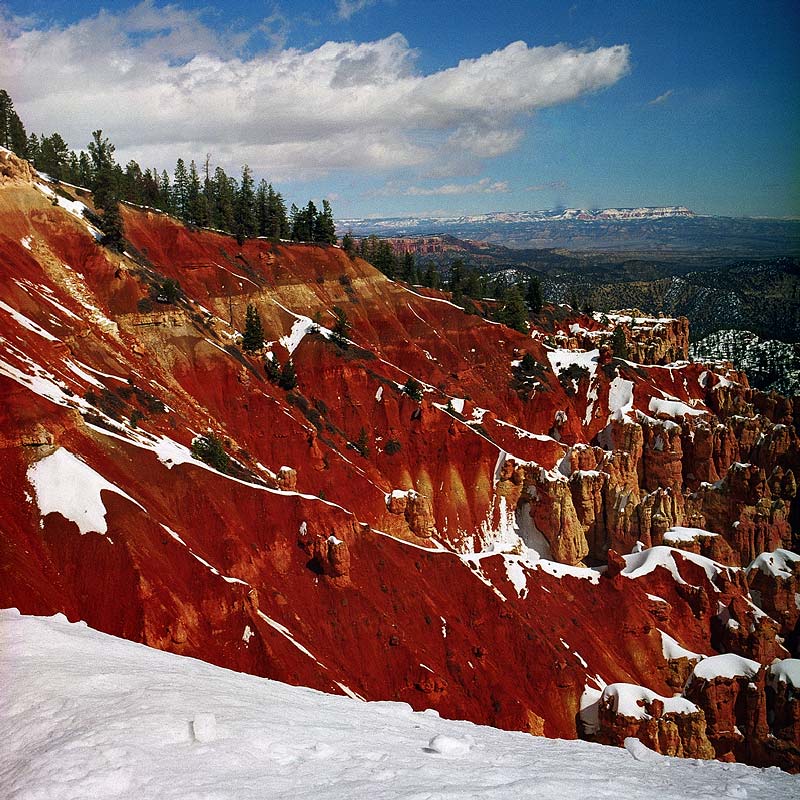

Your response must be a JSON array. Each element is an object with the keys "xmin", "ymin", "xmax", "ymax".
[{"xmin": 0, "ymin": 1, "xmax": 797, "ymax": 218}]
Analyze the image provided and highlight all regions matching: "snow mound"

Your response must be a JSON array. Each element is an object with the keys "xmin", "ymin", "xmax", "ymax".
[
  {"xmin": 192, "ymin": 712, "xmax": 217, "ymax": 743},
  {"xmin": 746, "ymin": 549, "xmax": 800, "ymax": 579},
  {"xmin": 602, "ymin": 684, "xmax": 699, "ymax": 720},
  {"xmin": 690, "ymin": 654, "xmax": 761, "ymax": 683},
  {"xmin": 624, "ymin": 737, "xmax": 662, "ymax": 762},
  {"xmin": 425, "ymin": 733, "xmax": 473, "ymax": 756},
  {"xmin": 0, "ymin": 610, "xmax": 794, "ymax": 800}
]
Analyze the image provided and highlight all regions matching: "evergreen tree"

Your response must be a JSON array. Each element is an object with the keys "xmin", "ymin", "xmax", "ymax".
[
  {"xmin": 526, "ymin": 276, "xmax": 543, "ymax": 313},
  {"xmin": 234, "ymin": 164, "xmax": 256, "ymax": 241},
  {"xmin": 341, "ymin": 232, "xmax": 356, "ymax": 257},
  {"xmin": 191, "ymin": 433, "xmax": 230, "ymax": 473},
  {"xmin": 256, "ymin": 179, "xmax": 269, "ymax": 236},
  {"xmin": 611, "ymin": 326, "xmax": 628, "ymax": 358},
  {"xmin": 569, "ymin": 290, "xmax": 579, "ymax": 310},
  {"xmin": 242, "ymin": 303, "xmax": 264, "ymax": 352},
  {"xmin": 87, "ymin": 129, "xmax": 117, "ymax": 204},
  {"xmin": 355, "ymin": 426, "xmax": 369, "ymax": 457},
  {"xmin": 422, "ymin": 263, "xmax": 440, "ymax": 289},
  {"xmin": 448, "ymin": 259, "xmax": 464, "ymax": 297},
  {"xmin": 314, "ymin": 199, "xmax": 336, "ymax": 244},
  {"xmin": 87, "ymin": 130, "xmax": 125, "ymax": 251},
  {"xmin": 264, "ymin": 354, "xmax": 281, "ymax": 383},
  {"xmin": 40, "ymin": 133, "xmax": 71, "ymax": 181},
  {"xmin": 401, "ymin": 251, "xmax": 415, "ymax": 282},
  {"xmin": 498, "ymin": 285, "xmax": 529, "ymax": 333},
  {"xmin": 520, "ymin": 352, "xmax": 538, "ymax": 374},
  {"xmin": 187, "ymin": 160, "xmax": 208, "ymax": 226},
  {"xmin": 0, "ymin": 90, "xmax": 27, "ymax": 157},
  {"xmin": 26, "ymin": 133, "xmax": 40, "ymax": 165},
  {"xmin": 403, "ymin": 377, "xmax": 423, "ymax": 401},
  {"xmin": 278, "ymin": 358, "xmax": 297, "ymax": 390},
  {"xmin": 212, "ymin": 166, "xmax": 235, "ymax": 232},
  {"xmin": 331, "ymin": 305, "xmax": 350, "ymax": 348},
  {"xmin": 172, "ymin": 158, "xmax": 190, "ymax": 220}
]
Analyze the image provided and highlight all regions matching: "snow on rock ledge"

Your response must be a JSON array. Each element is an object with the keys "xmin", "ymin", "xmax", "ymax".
[
  {"xmin": 689, "ymin": 653, "xmax": 761, "ymax": 683},
  {"xmin": 746, "ymin": 549, "xmax": 800, "ymax": 580},
  {"xmin": 27, "ymin": 447, "xmax": 145, "ymax": 535},
  {"xmin": 601, "ymin": 684, "xmax": 699, "ymax": 720}
]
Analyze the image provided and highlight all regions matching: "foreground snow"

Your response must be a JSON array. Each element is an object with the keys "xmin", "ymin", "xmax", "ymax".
[{"xmin": 0, "ymin": 611, "xmax": 795, "ymax": 800}]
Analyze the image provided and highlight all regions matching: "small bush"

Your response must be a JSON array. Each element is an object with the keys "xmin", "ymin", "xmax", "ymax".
[
  {"xmin": 403, "ymin": 377, "xmax": 423, "ymax": 402},
  {"xmin": 384, "ymin": 438, "xmax": 401, "ymax": 455},
  {"xmin": 191, "ymin": 434, "xmax": 230, "ymax": 473}
]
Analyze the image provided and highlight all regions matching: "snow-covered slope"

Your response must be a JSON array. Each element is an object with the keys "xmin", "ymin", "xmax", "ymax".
[{"xmin": 0, "ymin": 610, "xmax": 793, "ymax": 800}]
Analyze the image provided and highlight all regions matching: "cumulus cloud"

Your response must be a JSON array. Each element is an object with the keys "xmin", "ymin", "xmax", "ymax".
[
  {"xmin": 0, "ymin": 2, "xmax": 630, "ymax": 180},
  {"xmin": 648, "ymin": 88, "xmax": 674, "ymax": 105},
  {"xmin": 371, "ymin": 177, "xmax": 511, "ymax": 197}
]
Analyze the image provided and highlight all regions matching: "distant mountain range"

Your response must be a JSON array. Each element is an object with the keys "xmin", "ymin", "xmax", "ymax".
[{"xmin": 340, "ymin": 207, "xmax": 800, "ymax": 255}]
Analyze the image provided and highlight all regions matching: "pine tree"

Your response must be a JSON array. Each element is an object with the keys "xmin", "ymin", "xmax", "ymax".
[
  {"xmin": 403, "ymin": 377, "xmax": 423, "ymax": 401},
  {"xmin": 212, "ymin": 166, "xmax": 236, "ymax": 232},
  {"xmin": 234, "ymin": 164, "xmax": 256, "ymax": 241},
  {"xmin": 256, "ymin": 179, "xmax": 269, "ymax": 236},
  {"xmin": 172, "ymin": 158, "xmax": 190, "ymax": 220},
  {"xmin": 87, "ymin": 130, "xmax": 125, "ymax": 251},
  {"xmin": 499, "ymin": 285, "xmax": 529, "ymax": 333},
  {"xmin": 264, "ymin": 354, "xmax": 281, "ymax": 383},
  {"xmin": 569, "ymin": 290, "xmax": 579, "ymax": 310},
  {"xmin": 242, "ymin": 303, "xmax": 264, "ymax": 352},
  {"xmin": 187, "ymin": 160, "xmax": 208, "ymax": 226},
  {"xmin": 314, "ymin": 199, "xmax": 336, "ymax": 244},
  {"xmin": 0, "ymin": 90, "xmax": 27, "ymax": 157},
  {"xmin": 331, "ymin": 305, "xmax": 350, "ymax": 348},
  {"xmin": 191, "ymin": 433, "xmax": 229, "ymax": 473},
  {"xmin": 355, "ymin": 426, "xmax": 369, "ymax": 457},
  {"xmin": 341, "ymin": 232, "xmax": 356, "ymax": 257},
  {"xmin": 448, "ymin": 259, "xmax": 464, "ymax": 295},
  {"xmin": 278, "ymin": 358, "xmax": 297, "ymax": 390},
  {"xmin": 611, "ymin": 326, "xmax": 628, "ymax": 359},
  {"xmin": 526, "ymin": 277, "xmax": 543, "ymax": 313}
]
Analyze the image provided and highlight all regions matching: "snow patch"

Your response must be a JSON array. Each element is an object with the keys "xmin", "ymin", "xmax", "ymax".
[{"xmin": 27, "ymin": 448, "xmax": 145, "ymax": 535}]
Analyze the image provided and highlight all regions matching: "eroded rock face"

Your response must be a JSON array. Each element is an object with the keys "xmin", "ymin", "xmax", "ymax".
[
  {"xmin": 594, "ymin": 685, "xmax": 715, "ymax": 759},
  {"xmin": 0, "ymin": 147, "xmax": 35, "ymax": 184},
  {"xmin": 684, "ymin": 657, "xmax": 800, "ymax": 771},
  {"xmin": 746, "ymin": 550, "xmax": 800, "ymax": 651}
]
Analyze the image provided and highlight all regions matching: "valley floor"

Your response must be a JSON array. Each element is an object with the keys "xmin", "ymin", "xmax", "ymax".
[{"xmin": 0, "ymin": 609, "xmax": 796, "ymax": 800}]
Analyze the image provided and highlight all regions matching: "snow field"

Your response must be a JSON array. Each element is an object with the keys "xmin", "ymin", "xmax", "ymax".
[{"xmin": 0, "ymin": 610, "xmax": 795, "ymax": 800}]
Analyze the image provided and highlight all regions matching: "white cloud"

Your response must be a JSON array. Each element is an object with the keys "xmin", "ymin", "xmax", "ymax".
[
  {"xmin": 372, "ymin": 178, "xmax": 511, "ymax": 197},
  {"xmin": 648, "ymin": 88, "xmax": 674, "ymax": 105},
  {"xmin": 336, "ymin": 1, "xmax": 377, "ymax": 20},
  {"xmin": 0, "ymin": 2, "xmax": 631, "ymax": 181}
]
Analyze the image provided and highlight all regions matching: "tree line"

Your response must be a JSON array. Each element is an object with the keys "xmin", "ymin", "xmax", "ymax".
[
  {"xmin": 348, "ymin": 235, "xmax": 544, "ymax": 334},
  {"xmin": 0, "ymin": 88, "xmax": 336, "ymax": 248}
]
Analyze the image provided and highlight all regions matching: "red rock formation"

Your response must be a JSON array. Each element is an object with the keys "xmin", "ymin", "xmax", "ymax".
[
  {"xmin": 593, "ymin": 683, "xmax": 715, "ymax": 759},
  {"xmin": 0, "ymin": 168, "xmax": 798, "ymax": 771}
]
